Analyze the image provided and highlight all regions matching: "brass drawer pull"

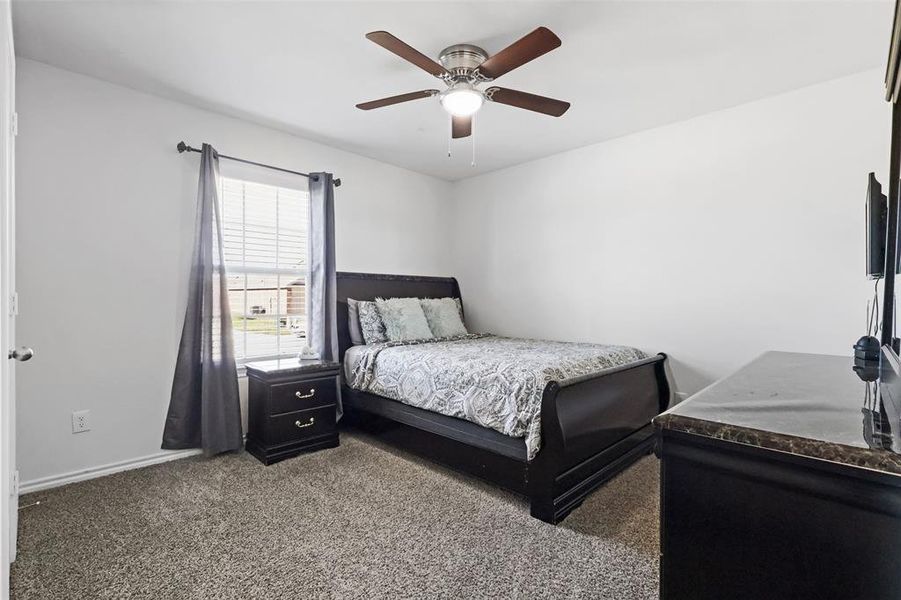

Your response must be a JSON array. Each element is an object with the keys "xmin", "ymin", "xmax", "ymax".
[
  {"xmin": 295, "ymin": 389, "xmax": 315, "ymax": 399},
  {"xmin": 295, "ymin": 417, "xmax": 315, "ymax": 428}
]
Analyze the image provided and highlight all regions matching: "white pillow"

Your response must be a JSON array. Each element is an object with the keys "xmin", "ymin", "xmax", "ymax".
[
  {"xmin": 421, "ymin": 297, "xmax": 468, "ymax": 337},
  {"xmin": 375, "ymin": 297, "xmax": 434, "ymax": 341}
]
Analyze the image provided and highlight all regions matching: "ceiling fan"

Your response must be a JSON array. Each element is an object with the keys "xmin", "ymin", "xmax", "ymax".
[{"xmin": 356, "ymin": 27, "xmax": 570, "ymax": 139}]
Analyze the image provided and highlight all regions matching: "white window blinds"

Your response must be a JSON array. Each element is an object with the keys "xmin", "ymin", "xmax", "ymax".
[{"xmin": 220, "ymin": 176, "xmax": 309, "ymax": 362}]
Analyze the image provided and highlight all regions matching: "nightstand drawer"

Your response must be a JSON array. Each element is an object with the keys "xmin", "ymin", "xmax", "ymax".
[
  {"xmin": 269, "ymin": 376, "xmax": 338, "ymax": 415},
  {"xmin": 267, "ymin": 406, "xmax": 336, "ymax": 446}
]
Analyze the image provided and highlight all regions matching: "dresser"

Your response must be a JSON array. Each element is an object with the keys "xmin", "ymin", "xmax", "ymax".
[
  {"xmin": 654, "ymin": 352, "xmax": 901, "ymax": 600},
  {"xmin": 245, "ymin": 358, "xmax": 340, "ymax": 465}
]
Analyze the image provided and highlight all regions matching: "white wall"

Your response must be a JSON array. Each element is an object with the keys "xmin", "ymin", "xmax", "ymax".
[
  {"xmin": 15, "ymin": 59, "xmax": 453, "ymax": 487},
  {"xmin": 16, "ymin": 59, "xmax": 891, "ymax": 488},
  {"xmin": 451, "ymin": 69, "xmax": 889, "ymax": 397}
]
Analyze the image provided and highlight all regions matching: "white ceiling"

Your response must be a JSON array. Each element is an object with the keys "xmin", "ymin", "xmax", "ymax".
[{"xmin": 11, "ymin": 0, "xmax": 893, "ymax": 180}]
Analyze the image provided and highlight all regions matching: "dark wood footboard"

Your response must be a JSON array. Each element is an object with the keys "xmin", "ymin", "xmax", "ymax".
[{"xmin": 527, "ymin": 353, "xmax": 670, "ymax": 523}]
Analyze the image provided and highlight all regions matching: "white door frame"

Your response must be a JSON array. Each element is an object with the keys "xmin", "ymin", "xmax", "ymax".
[{"xmin": 0, "ymin": 0, "xmax": 15, "ymax": 597}]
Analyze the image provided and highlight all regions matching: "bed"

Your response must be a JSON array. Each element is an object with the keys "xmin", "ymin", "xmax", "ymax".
[{"xmin": 337, "ymin": 272, "xmax": 670, "ymax": 524}]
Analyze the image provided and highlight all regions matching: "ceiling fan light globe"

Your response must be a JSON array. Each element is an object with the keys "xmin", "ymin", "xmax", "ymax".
[{"xmin": 440, "ymin": 87, "xmax": 484, "ymax": 117}]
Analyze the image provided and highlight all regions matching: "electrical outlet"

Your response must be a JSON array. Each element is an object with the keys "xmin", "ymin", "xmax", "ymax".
[{"xmin": 71, "ymin": 410, "xmax": 91, "ymax": 434}]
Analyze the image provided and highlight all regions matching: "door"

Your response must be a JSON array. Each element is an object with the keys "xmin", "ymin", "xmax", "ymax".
[{"xmin": 0, "ymin": 2, "xmax": 15, "ymax": 597}]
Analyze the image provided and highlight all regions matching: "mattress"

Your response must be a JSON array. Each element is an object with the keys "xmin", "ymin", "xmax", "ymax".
[{"xmin": 344, "ymin": 334, "xmax": 648, "ymax": 460}]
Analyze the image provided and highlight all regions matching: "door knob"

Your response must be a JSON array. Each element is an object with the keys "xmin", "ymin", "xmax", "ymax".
[{"xmin": 8, "ymin": 347, "xmax": 33, "ymax": 361}]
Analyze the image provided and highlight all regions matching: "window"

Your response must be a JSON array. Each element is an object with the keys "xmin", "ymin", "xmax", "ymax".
[{"xmin": 219, "ymin": 176, "xmax": 309, "ymax": 362}]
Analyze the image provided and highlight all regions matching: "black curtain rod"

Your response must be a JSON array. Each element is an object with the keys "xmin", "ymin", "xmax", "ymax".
[{"xmin": 176, "ymin": 141, "xmax": 341, "ymax": 187}]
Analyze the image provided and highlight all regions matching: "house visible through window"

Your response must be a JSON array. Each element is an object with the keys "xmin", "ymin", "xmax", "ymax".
[{"xmin": 219, "ymin": 176, "xmax": 308, "ymax": 362}]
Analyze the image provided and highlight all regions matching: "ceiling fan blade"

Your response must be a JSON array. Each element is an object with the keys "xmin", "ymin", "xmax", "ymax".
[
  {"xmin": 486, "ymin": 87, "xmax": 570, "ymax": 117},
  {"xmin": 365, "ymin": 31, "xmax": 450, "ymax": 79},
  {"xmin": 356, "ymin": 90, "xmax": 438, "ymax": 110},
  {"xmin": 452, "ymin": 115, "xmax": 472, "ymax": 139},
  {"xmin": 477, "ymin": 27, "xmax": 561, "ymax": 80}
]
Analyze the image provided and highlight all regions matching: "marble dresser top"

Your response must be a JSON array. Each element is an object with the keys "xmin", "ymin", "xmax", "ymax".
[{"xmin": 654, "ymin": 351, "xmax": 901, "ymax": 475}]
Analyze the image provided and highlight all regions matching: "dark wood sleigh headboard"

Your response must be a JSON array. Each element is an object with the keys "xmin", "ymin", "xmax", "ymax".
[{"xmin": 336, "ymin": 272, "xmax": 462, "ymax": 360}]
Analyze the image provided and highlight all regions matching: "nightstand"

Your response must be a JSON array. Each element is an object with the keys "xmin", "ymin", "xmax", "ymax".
[{"xmin": 244, "ymin": 358, "xmax": 340, "ymax": 465}]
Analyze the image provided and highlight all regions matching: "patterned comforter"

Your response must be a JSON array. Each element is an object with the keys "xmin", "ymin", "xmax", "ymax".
[{"xmin": 346, "ymin": 335, "xmax": 648, "ymax": 460}]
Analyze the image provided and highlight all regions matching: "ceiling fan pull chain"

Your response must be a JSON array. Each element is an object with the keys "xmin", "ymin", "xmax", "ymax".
[
  {"xmin": 471, "ymin": 114, "xmax": 476, "ymax": 167},
  {"xmin": 448, "ymin": 114, "xmax": 452, "ymax": 158}
]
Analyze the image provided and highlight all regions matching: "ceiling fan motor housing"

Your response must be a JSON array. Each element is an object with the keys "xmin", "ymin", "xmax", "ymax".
[{"xmin": 439, "ymin": 44, "xmax": 489, "ymax": 80}]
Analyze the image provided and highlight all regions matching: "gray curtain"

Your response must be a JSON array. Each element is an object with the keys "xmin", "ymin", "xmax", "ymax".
[
  {"xmin": 307, "ymin": 172, "xmax": 341, "ymax": 419},
  {"xmin": 162, "ymin": 144, "xmax": 243, "ymax": 455}
]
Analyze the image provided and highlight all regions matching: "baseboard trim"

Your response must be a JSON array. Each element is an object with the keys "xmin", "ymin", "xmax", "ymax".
[{"xmin": 19, "ymin": 448, "xmax": 203, "ymax": 495}]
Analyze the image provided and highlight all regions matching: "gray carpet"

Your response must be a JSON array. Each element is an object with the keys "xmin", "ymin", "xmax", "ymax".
[{"xmin": 11, "ymin": 430, "xmax": 660, "ymax": 599}]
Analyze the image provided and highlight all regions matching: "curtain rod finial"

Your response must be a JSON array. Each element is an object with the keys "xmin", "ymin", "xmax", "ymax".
[
  {"xmin": 176, "ymin": 141, "xmax": 188, "ymax": 153},
  {"xmin": 335, "ymin": 178, "xmax": 342, "ymax": 187}
]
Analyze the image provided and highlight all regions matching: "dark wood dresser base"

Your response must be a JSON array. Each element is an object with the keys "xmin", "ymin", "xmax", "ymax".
[{"xmin": 655, "ymin": 352, "xmax": 901, "ymax": 600}]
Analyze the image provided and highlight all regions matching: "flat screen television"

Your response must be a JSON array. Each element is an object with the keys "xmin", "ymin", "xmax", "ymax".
[{"xmin": 867, "ymin": 173, "xmax": 888, "ymax": 279}]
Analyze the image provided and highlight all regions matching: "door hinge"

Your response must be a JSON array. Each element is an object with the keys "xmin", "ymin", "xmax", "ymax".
[
  {"xmin": 11, "ymin": 112, "xmax": 17, "ymax": 137},
  {"xmin": 10, "ymin": 291, "xmax": 17, "ymax": 316},
  {"xmin": 11, "ymin": 470, "xmax": 18, "ymax": 496}
]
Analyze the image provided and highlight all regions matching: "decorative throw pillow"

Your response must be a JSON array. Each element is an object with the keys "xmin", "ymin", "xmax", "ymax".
[
  {"xmin": 347, "ymin": 299, "xmax": 365, "ymax": 346},
  {"xmin": 375, "ymin": 297, "xmax": 434, "ymax": 341},
  {"xmin": 421, "ymin": 297, "xmax": 468, "ymax": 337},
  {"xmin": 357, "ymin": 300, "xmax": 388, "ymax": 344}
]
